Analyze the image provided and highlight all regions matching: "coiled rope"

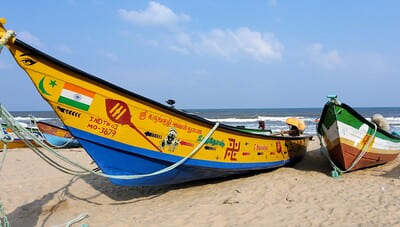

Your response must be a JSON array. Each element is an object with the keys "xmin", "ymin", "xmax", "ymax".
[
  {"xmin": 0, "ymin": 29, "xmax": 14, "ymax": 54},
  {"xmin": 317, "ymin": 105, "xmax": 377, "ymax": 177}
]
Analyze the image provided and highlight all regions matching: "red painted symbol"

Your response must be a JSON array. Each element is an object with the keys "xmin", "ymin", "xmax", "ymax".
[
  {"xmin": 276, "ymin": 141, "xmax": 282, "ymax": 153},
  {"xmin": 105, "ymin": 99, "xmax": 161, "ymax": 152},
  {"xmin": 276, "ymin": 141, "xmax": 285, "ymax": 159},
  {"xmin": 242, "ymin": 152, "xmax": 251, "ymax": 156},
  {"xmin": 224, "ymin": 138, "xmax": 240, "ymax": 161},
  {"xmin": 179, "ymin": 140, "xmax": 194, "ymax": 147}
]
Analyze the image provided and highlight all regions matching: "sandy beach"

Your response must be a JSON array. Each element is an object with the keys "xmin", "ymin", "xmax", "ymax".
[{"xmin": 1, "ymin": 138, "xmax": 400, "ymax": 226}]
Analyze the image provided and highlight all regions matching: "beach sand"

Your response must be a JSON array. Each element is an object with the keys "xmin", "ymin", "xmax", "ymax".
[{"xmin": 1, "ymin": 138, "xmax": 400, "ymax": 226}]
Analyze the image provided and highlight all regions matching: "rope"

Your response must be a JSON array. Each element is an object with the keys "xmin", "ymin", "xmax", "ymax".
[
  {"xmin": 0, "ymin": 103, "xmax": 220, "ymax": 180},
  {"xmin": 0, "ymin": 30, "xmax": 14, "ymax": 54},
  {"xmin": 0, "ymin": 121, "xmax": 13, "ymax": 227},
  {"xmin": 50, "ymin": 213, "xmax": 88, "ymax": 227},
  {"xmin": 0, "ymin": 102, "xmax": 218, "ymax": 226},
  {"xmin": 0, "ymin": 143, "xmax": 10, "ymax": 227},
  {"xmin": 0, "ymin": 125, "xmax": 11, "ymax": 227},
  {"xmin": 317, "ymin": 105, "xmax": 378, "ymax": 177},
  {"xmin": 1, "ymin": 107, "xmax": 90, "ymax": 176},
  {"xmin": 0, "ymin": 29, "xmax": 14, "ymax": 227},
  {"xmin": 0, "ymin": 199, "xmax": 9, "ymax": 227}
]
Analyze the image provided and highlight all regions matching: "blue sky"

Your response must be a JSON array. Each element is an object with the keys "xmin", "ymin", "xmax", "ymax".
[{"xmin": 1, "ymin": 1, "xmax": 399, "ymax": 110}]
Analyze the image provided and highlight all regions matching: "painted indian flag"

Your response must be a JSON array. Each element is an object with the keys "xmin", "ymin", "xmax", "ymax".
[{"xmin": 57, "ymin": 83, "xmax": 95, "ymax": 111}]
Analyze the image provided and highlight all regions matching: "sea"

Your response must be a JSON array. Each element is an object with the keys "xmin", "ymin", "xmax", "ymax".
[{"xmin": 4, "ymin": 107, "xmax": 400, "ymax": 135}]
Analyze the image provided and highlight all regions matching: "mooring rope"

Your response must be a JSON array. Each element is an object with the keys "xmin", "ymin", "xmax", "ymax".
[
  {"xmin": 50, "ymin": 213, "xmax": 89, "ymax": 227},
  {"xmin": 0, "ymin": 27, "xmax": 15, "ymax": 227},
  {"xmin": 0, "ymin": 102, "xmax": 218, "ymax": 226},
  {"xmin": 0, "ymin": 103, "xmax": 219, "ymax": 180},
  {"xmin": 0, "ymin": 30, "xmax": 14, "ymax": 54},
  {"xmin": 0, "ymin": 126, "xmax": 11, "ymax": 227}
]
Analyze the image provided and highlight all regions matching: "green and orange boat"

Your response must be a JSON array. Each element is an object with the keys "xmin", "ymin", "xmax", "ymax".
[{"xmin": 317, "ymin": 96, "xmax": 400, "ymax": 173}]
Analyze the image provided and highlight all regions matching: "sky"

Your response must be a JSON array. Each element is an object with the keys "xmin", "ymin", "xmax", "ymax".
[{"xmin": 1, "ymin": 1, "xmax": 399, "ymax": 111}]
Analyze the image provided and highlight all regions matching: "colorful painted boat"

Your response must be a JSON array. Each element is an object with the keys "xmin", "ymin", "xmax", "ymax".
[
  {"xmin": 0, "ymin": 19, "xmax": 312, "ymax": 186},
  {"xmin": 317, "ymin": 96, "xmax": 400, "ymax": 172},
  {"xmin": 36, "ymin": 121, "xmax": 81, "ymax": 148},
  {"xmin": 1, "ymin": 123, "xmax": 44, "ymax": 149},
  {"xmin": 235, "ymin": 127, "xmax": 272, "ymax": 136}
]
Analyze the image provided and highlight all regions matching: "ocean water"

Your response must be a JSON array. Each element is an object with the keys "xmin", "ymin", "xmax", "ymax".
[
  {"xmin": 4, "ymin": 107, "xmax": 400, "ymax": 135},
  {"xmin": 190, "ymin": 107, "xmax": 400, "ymax": 135}
]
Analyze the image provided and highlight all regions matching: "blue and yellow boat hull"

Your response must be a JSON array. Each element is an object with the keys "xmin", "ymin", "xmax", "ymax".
[{"xmin": 1, "ymin": 19, "xmax": 311, "ymax": 186}]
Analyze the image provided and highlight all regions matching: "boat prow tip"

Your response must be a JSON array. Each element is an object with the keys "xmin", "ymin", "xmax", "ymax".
[{"xmin": 0, "ymin": 18, "xmax": 8, "ymax": 39}]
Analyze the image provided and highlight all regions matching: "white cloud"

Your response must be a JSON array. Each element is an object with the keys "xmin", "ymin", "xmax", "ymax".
[
  {"xmin": 119, "ymin": 2, "xmax": 190, "ymax": 27},
  {"xmin": 118, "ymin": 3, "xmax": 282, "ymax": 62},
  {"xmin": 175, "ymin": 32, "xmax": 192, "ymax": 47},
  {"xmin": 174, "ymin": 28, "xmax": 283, "ymax": 62},
  {"xmin": 307, "ymin": 43, "xmax": 342, "ymax": 69},
  {"xmin": 97, "ymin": 50, "xmax": 118, "ymax": 62},
  {"xmin": 18, "ymin": 31, "xmax": 42, "ymax": 47}
]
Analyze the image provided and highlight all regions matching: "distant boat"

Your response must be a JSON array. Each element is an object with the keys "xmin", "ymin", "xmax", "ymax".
[
  {"xmin": 317, "ymin": 96, "xmax": 400, "ymax": 172},
  {"xmin": 1, "ymin": 123, "xmax": 44, "ymax": 149},
  {"xmin": 35, "ymin": 121, "xmax": 81, "ymax": 148},
  {"xmin": 0, "ymin": 18, "xmax": 312, "ymax": 186}
]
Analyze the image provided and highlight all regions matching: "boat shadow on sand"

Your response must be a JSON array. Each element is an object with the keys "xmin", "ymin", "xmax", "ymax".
[
  {"xmin": 78, "ymin": 167, "xmax": 281, "ymax": 202},
  {"xmin": 6, "ymin": 169, "xmax": 281, "ymax": 226},
  {"xmin": 292, "ymin": 147, "xmax": 332, "ymax": 174},
  {"xmin": 5, "ymin": 177, "xmax": 83, "ymax": 227}
]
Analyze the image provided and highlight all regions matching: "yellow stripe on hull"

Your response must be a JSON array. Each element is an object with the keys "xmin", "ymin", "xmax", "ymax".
[{"xmin": 3, "ymin": 44, "xmax": 310, "ymax": 165}]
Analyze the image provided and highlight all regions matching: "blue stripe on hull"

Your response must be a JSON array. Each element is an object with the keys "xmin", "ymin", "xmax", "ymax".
[{"xmin": 68, "ymin": 127, "xmax": 304, "ymax": 186}]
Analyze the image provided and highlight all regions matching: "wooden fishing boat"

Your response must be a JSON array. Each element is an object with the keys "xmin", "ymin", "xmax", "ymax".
[
  {"xmin": 35, "ymin": 121, "xmax": 81, "ymax": 148},
  {"xmin": 1, "ymin": 123, "xmax": 43, "ymax": 149},
  {"xmin": 0, "ymin": 19, "xmax": 312, "ymax": 186},
  {"xmin": 235, "ymin": 127, "xmax": 272, "ymax": 136},
  {"xmin": 317, "ymin": 96, "xmax": 400, "ymax": 172}
]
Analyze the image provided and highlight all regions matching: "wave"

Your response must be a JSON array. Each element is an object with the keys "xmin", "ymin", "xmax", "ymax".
[
  {"xmin": 12, "ymin": 116, "xmax": 54, "ymax": 122},
  {"xmin": 205, "ymin": 116, "xmax": 318, "ymax": 123},
  {"xmin": 364, "ymin": 117, "xmax": 400, "ymax": 125},
  {"xmin": 206, "ymin": 115, "xmax": 400, "ymax": 124}
]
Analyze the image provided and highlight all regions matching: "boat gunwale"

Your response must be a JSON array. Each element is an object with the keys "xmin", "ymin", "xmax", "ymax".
[
  {"xmin": 12, "ymin": 38, "xmax": 312, "ymax": 141},
  {"xmin": 36, "ymin": 121, "xmax": 69, "ymax": 132},
  {"xmin": 317, "ymin": 101, "xmax": 400, "ymax": 141}
]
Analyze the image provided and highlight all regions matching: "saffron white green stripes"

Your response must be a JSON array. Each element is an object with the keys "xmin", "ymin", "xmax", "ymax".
[{"xmin": 58, "ymin": 83, "xmax": 95, "ymax": 111}]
